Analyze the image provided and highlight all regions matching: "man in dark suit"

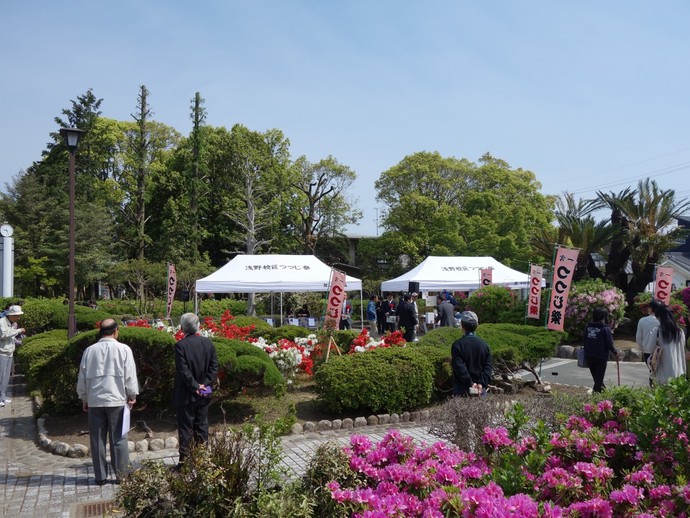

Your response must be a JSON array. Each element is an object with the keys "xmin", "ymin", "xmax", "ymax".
[{"xmin": 172, "ymin": 312, "xmax": 219, "ymax": 466}]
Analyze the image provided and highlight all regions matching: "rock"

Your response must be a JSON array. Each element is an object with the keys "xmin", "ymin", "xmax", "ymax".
[
  {"xmin": 537, "ymin": 384, "xmax": 552, "ymax": 393},
  {"xmin": 290, "ymin": 423, "xmax": 303, "ymax": 435},
  {"xmin": 354, "ymin": 417, "xmax": 367, "ymax": 428},
  {"xmin": 367, "ymin": 415, "xmax": 379, "ymax": 426},
  {"xmin": 625, "ymin": 348, "xmax": 643, "ymax": 362},
  {"xmin": 401, "ymin": 412, "xmax": 410, "ymax": 422},
  {"xmin": 164, "ymin": 437, "xmax": 179, "ymax": 449},
  {"xmin": 53, "ymin": 442, "xmax": 70, "ymax": 456},
  {"xmin": 303, "ymin": 421, "xmax": 316, "ymax": 433},
  {"xmin": 69, "ymin": 443, "xmax": 89, "ymax": 458},
  {"xmin": 558, "ymin": 345, "xmax": 575, "ymax": 359},
  {"xmin": 128, "ymin": 440, "xmax": 135, "ymax": 452},
  {"xmin": 135, "ymin": 439, "xmax": 149, "ymax": 452},
  {"xmin": 377, "ymin": 414, "xmax": 390, "ymax": 425},
  {"xmin": 410, "ymin": 411, "xmax": 421, "ymax": 422},
  {"xmin": 390, "ymin": 413, "xmax": 400, "ymax": 424},
  {"xmin": 148, "ymin": 438, "xmax": 165, "ymax": 451},
  {"xmin": 317, "ymin": 420, "xmax": 332, "ymax": 431},
  {"xmin": 420, "ymin": 410, "xmax": 430, "ymax": 421},
  {"xmin": 332, "ymin": 419, "xmax": 342, "ymax": 430},
  {"xmin": 36, "ymin": 417, "xmax": 47, "ymax": 435},
  {"xmin": 342, "ymin": 418, "xmax": 354, "ymax": 429}
]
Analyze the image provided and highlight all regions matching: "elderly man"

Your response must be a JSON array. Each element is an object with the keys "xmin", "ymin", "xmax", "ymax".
[
  {"xmin": 451, "ymin": 311, "xmax": 493, "ymax": 397},
  {"xmin": 0, "ymin": 305, "xmax": 25, "ymax": 407},
  {"xmin": 77, "ymin": 319, "xmax": 138, "ymax": 485},
  {"xmin": 172, "ymin": 312, "xmax": 219, "ymax": 466}
]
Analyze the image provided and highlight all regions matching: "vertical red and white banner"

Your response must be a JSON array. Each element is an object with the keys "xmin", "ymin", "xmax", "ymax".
[
  {"xmin": 480, "ymin": 268, "xmax": 493, "ymax": 287},
  {"xmin": 654, "ymin": 266, "xmax": 674, "ymax": 306},
  {"xmin": 324, "ymin": 269, "xmax": 347, "ymax": 330},
  {"xmin": 166, "ymin": 263, "xmax": 177, "ymax": 320},
  {"xmin": 547, "ymin": 247, "xmax": 580, "ymax": 331},
  {"xmin": 527, "ymin": 264, "xmax": 543, "ymax": 319}
]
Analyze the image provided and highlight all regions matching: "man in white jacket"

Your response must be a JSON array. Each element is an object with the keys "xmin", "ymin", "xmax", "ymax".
[
  {"xmin": 77, "ymin": 319, "xmax": 138, "ymax": 485},
  {"xmin": 0, "ymin": 305, "xmax": 25, "ymax": 407}
]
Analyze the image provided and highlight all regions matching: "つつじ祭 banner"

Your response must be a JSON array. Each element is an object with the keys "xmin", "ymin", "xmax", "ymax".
[
  {"xmin": 324, "ymin": 269, "xmax": 347, "ymax": 330},
  {"xmin": 527, "ymin": 264, "xmax": 543, "ymax": 319},
  {"xmin": 480, "ymin": 268, "xmax": 493, "ymax": 287},
  {"xmin": 654, "ymin": 266, "xmax": 674, "ymax": 306},
  {"xmin": 166, "ymin": 263, "xmax": 177, "ymax": 320},
  {"xmin": 546, "ymin": 247, "xmax": 580, "ymax": 331}
]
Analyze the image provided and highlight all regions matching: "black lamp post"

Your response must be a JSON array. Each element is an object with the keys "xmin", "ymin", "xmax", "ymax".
[{"xmin": 59, "ymin": 127, "xmax": 85, "ymax": 339}]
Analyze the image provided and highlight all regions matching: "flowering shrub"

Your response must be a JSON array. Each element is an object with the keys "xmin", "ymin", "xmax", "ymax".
[
  {"xmin": 348, "ymin": 329, "xmax": 407, "ymax": 353},
  {"xmin": 201, "ymin": 310, "xmax": 256, "ymax": 341},
  {"xmin": 466, "ymin": 285, "xmax": 519, "ymax": 324},
  {"xmin": 564, "ymin": 279, "xmax": 626, "ymax": 342},
  {"xmin": 251, "ymin": 337, "xmax": 314, "ymax": 380},
  {"xmin": 324, "ymin": 382, "xmax": 690, "ymax": 516}
]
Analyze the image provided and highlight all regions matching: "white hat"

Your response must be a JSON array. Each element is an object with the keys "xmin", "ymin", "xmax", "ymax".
[{"xmin": 7, "ymin": 305, "xmax": 23, "ymax": 316}]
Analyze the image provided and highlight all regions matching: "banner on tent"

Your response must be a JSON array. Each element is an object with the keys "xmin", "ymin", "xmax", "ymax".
[
  {"xmin": 654, "ymin": 266, "xmax": 673, "ymax": 305},
  {"xmin": 480, "ymin": 268, "xmax": 492, "ymax": 287},
  {"xmin": 547, "ymin": 247, "xmax": 579, "ymax": 331},
  {"xmin": 527, "ymin": 264, "xmax": 543, "ymax": 319},
  {"xmin": 166, "ymin": 263, "xmax": 177, "ymax": 320},
  {"xmin": 325, "ymin": 269, "xmax": 347, "ymax": 330}
]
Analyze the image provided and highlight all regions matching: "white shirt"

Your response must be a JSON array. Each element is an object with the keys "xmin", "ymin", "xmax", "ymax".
[
  {"xmin": 0, "ymin": 316, "xmax": 22, "ymax": 357},
  {"xmin": 76, "ymin": 337, "xmax": 139, "ymax": 407},
  {"xmin": 636, "ymin": 314, "xmax": 659, "ymax": 355}
]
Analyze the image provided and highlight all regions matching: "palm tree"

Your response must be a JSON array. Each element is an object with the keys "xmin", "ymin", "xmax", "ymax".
[{"xmin": 598, "ymin": 179, "xmax": 690, "ymax": 304}]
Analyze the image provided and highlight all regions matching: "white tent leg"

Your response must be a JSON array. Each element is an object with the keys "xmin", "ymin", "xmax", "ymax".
[
  {"xmin": 280, "ymin": 293, "xmax": 283, "ymax": 327},
  {"xmin": 360, "ymin": 289, "xmax": 364, "ymax": 330}
]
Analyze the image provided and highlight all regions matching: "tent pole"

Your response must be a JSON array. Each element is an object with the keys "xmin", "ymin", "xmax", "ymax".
[
  {"xmin": 280, "ymin": 293, "xmax": 283, "ymax": 326},
  {"xmin": 194, "ymin": 291, "xmax": 198, "ymax": 315},
  {"xmin": 360, "ymin": 288, "xmax": 364, "ymax": 330},
  {"xmin": 271, "ymin": 292, "xmax": 274, "ymax": 324}
]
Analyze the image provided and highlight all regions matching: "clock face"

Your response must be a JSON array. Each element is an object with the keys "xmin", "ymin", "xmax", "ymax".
[{"xmin": 0, "ymin": 224, "xmax": 13, "ymax": 237}]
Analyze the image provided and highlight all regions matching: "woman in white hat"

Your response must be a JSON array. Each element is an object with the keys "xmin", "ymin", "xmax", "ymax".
[{"xmin": 0, "ymin": 305, "xmax": 25, "ymax": 407}]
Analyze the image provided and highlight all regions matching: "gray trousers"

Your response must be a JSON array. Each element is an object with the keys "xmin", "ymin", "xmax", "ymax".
[
  {"xmin": 88, "ymin": 406, "xmax": 130, "ymax": 481},
  {"xmin": 0, "ymin": 355, "xmax": 12, "ymax": 402}
]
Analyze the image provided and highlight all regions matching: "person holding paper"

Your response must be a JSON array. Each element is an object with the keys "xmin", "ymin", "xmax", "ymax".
[
  {"xmin": 173, "ymin": 312, "xmax": 219, "ymax": 467},
  {"xmin": 76, "ymin": 319, "xmax": 138, "ymax": 485}
]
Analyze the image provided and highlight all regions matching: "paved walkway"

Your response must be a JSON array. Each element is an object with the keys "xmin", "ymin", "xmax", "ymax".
[{"xmin": 0, "ymin": 374, "xmax": 442, "ymax": 517}]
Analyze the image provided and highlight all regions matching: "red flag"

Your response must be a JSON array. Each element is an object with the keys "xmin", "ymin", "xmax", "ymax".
[
  {"xmin": 480, "ymin": 268, "xmax": 493, "ymax": 287},
  {"xmin": 547, "ymin": 247, "xmax": 579, "ymax": 331},
  {"xmin": 324, "ymin": 269, "xmax": 347, "ymax": 330},
  {"xmin": 654, "ymin": 266, "xmax": 674, "ymax": 305},
  {"xmin": 527, "ymin": 264, "xmax": 543, "ymax": 319},
  {"xmin": 166, "ymin": 263, "xmax": 177, "ymax": 320}
]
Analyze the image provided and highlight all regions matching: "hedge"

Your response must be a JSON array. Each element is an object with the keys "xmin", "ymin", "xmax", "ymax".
[
  {"xmin": 15, "ymin": 329, "xmax": 69, "ymax": 392},
  {"xmin": 314, "ymin": 347, "xmax": 434, "ymax": 414}
]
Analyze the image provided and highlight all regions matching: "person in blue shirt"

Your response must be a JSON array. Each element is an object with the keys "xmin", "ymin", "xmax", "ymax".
[{"xmin": 366, "ymin": 295, "xmax": 378, "ymax": 338}]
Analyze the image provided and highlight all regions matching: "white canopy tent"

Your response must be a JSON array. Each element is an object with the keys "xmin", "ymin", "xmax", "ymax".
[
  {"xmin": 195, "ymin": 254, "xmax": 363, "ymax": 326},
  {"xmin": 380, "ymin": 256, "xmax": 531, "ymax": 293}
]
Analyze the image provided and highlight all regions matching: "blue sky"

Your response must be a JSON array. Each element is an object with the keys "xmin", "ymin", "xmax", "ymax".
[{"xmin": 2, "ymin": 1, "xmax": 690, "ymax": 236}]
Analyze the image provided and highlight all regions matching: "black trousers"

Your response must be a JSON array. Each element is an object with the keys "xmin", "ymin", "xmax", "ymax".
[
  {"xmin": 402, "ymin": 325, "xmax": 415, "ymax": 343},
  {"xmin": 176, "ymin": 397, "xmax": 210, "ymax": 462},
  {"xmin": 587, "ymin": 357, "xmax": 608, "ymax": 393}
]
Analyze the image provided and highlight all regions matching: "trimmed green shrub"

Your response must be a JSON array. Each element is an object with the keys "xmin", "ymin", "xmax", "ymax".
[
  {"xmin": 198, "ymin": 298, "xmax": 248, "ymax": 319},
  {"xmin": 314, "ymin": 347, "xmax": 434, "ymax": 414},
  {"xmin": 465, "ymin": 286, "xmax": 519, "ymax": 323},
  {"xmin": 230, "ymin": 316, "xmax": 273, "ymax": 338},
  {"xmin": 18, "ymin": 298, "xmax": 114, "ymax": 334},
  {"xmin": 67, "ymin": 327, "xmax": 177, "ymax": 410},
  {"xmin": 260, "ymin": 325, "xmax": 309, "ymax": 342},
  {"xmin": 331, "ymin": 330, "xmax": 360, "ymax": 353},
  {"xmin": 15, "ymin": 330, "xmax": 69, "ymax": 392},
  {"xmin": 417, "ymin": 327, "xmax": 463, "ymax": 348},
  {"xmin": 212, "ymin": 338, "xmax": 286, "ymax": 397},
  {"xmin": 409, "ymin": 344, "xmax": 455, "ymax": 397}
]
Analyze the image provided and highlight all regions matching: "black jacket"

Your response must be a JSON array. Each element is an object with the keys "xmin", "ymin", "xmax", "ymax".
[
  {"xmin": 451, "ymin": 333, "xmax": 493, "ymax": 389},
  {"xmin": 583, "ymin": 321, "xmax": 616, "ymax": 360},
  {"xmin": 172, "ymin": 334, "xmax": 219, "ymax": 408}
]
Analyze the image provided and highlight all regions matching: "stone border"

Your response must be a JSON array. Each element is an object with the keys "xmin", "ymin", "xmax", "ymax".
[
  {"xmin": 555, "ymin": 345, "xmax": 643, "ymax": 362},
  {"xmin": 289, "ymin": 409, "xmax": 433, "ymax": 435},
  {"xmin": 33, "ymin": 396, "xmax": 179, "ymax": 458}
]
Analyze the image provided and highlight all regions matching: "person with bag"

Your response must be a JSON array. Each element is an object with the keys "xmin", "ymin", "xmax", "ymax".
[
  {"xmin": 650, "ymin": 304, "xmax": 686, "ymax": 385},
  {"xmin": 583, "ymin": 306, "xmax": 619, "ymax": 393},
  {"xmin": 637, "ymin": 298, "xmax": 661, "ymax": 386}
]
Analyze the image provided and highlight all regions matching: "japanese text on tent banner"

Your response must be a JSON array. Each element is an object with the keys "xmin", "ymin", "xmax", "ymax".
[
  {"xmin": 527, "ymin": 264, "xmax": 543, "ymax": 319},
  {"xmin": 325, "ymin": 269, "xmax": 347, "ymax": 329},
  {"xmin": 480, "ymin": 268, "xmax": 493, "ymax": 287},
  {"xmin": 654, "ymin": 266, "xmax": 674, "ymax": 305},
  {"xmin": 547, "ymin": 247, "xmax": 580, "ymax": 331},
  {"xmin": 166, "ymin": 263, "xmax": 177, "ymax": 320}
]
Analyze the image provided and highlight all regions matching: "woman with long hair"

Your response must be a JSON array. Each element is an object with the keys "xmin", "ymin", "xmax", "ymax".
[{"xmin": 652, "ymin": 304, "xmax": 687, "ymax": 385}]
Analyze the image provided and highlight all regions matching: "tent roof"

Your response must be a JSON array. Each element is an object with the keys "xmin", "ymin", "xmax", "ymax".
[
  {"xmin": 380, "ymin": 256, "xmax": 530, "ymax": 292},
  {"xmin": 196, "ymin": 254, "xmax": 362, "ymax": 293}
]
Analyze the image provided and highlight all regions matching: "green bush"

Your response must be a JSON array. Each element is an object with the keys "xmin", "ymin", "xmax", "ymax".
[
  {"xmin": 315, "ymin": 347, "xmax": 434, "ymax": 414},
  {"xmin": 260, "ymin": 325, "xmax": 310, "ymax": 342},
  {"xmin": 17, "ymin": 298, "xmax": 114, "ymax": 334},
  {"xmin": 15, "ymin": 330, "xmax": 69, "ymax": 392},
  {"xmin": 417, "ymin": 327, "xmax": 463, "ymax": 348},
  {"xmin": 466, "ymin": 286, "xmax": 519, "ymax": 323},
  {"xmin": 66, "ymin": 327, "xmax": 177, "ymax": 410},
  {"xmin": 212, "ymin": 338, "xmax": 286, "ymax": 397},
  {"xmin": 198, "ymin": 298, "xmax": 248, "ymax": 319},
  {"xmin": 229, "ymin": 316, "xmax": 273, "ymax": 338}
]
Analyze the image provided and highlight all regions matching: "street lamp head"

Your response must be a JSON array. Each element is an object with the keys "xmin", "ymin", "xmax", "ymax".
[{"xmin": 59, "ymin": 127, "xmax": 85, "ymax": 152}]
